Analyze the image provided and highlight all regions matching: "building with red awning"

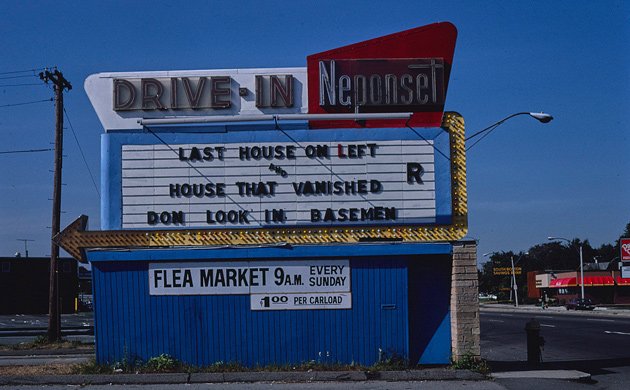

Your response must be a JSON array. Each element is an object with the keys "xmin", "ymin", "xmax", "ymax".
[{"xmin": 532, "ymin": 270, "xmax": 630, "ymax": 305}]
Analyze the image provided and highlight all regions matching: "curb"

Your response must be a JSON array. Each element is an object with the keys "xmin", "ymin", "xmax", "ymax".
[
  {"xmin": 369, "ymin": 369, "xmax": 485, "ymax": 381},
  {"xmin": 0, "ymin": 369, "xmax": 484, "ymax": 385},
  {"xmin": 490, "ymin": 370, "xmax": 591, "ymax": 382},
  {"xmin": 0, "ymin": 348, "xmax": 94, "ymax": 357},
  {"xmin": 189, "ymin": 371, "xmax": 368, "ymax": 383},
  {"xmin": 480, "ymin": 304, "xmax": 630, "ymax": 318},
  {"xmin": 0, "ymin": 373, "xmax": 189, "ymax": 386}
]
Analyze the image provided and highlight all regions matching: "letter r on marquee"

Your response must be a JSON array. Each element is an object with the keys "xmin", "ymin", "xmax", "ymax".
[{"xmin": 406, "ymin": 162, "xmax": 424, "ymax": 184}]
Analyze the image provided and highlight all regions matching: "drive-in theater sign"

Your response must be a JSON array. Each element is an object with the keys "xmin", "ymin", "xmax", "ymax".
[{"xmin": 58, "ymin": 22, "xmax": 479, "ymax": 366}]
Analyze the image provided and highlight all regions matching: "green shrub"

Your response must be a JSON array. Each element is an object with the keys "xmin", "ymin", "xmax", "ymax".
[
  {"xmin": 72, "ymin": 358, "xmax": 113, "ymax": 375},
  {"xmin": 451, "ymin": 352, "xmax": 490, "ymax": 374},
  {"xmin": 32, "ymin": 335, "xmax": 50, "ymax": 345},
  {"xmin": 144, "ymin": 354, "xmax": 181, "ymax": 373}
]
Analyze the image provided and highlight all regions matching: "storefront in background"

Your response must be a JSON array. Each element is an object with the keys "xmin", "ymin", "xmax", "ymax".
[{"xmin": 533, "ymin": 270, "xmax": 630, "ymax": 304}]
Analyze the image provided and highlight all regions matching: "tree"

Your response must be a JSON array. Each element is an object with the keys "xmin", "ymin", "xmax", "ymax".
[
  {"xmin": 594, "ymin": 243, "xmax": 617, "ymax": 263},
  {"xmin": 478, "ymin": 251, "xmax": 529, "ymax": 301},
  {"xmin": 528, "ymin": 242, "xmax": 575, "ymax": 271},
  {"xmin": 478, "ymin": 255, "xmax": 510, "ymax": 295}
]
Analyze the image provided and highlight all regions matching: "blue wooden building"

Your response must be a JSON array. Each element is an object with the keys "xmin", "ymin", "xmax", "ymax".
[{"xmin": 89, "ymin": 244, "xmax": 454, "ymax": 366}]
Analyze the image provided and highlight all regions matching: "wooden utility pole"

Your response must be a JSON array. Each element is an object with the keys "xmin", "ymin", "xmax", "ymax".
[{"xmin": 40, "ymin": 69, "xmax": 71, "ymax": 342}]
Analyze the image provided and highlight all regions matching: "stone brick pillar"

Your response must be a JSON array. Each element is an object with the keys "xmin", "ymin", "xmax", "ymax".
[{"xmin": 451, "ymin": 241, "xmax": 480, "ymax": 361}]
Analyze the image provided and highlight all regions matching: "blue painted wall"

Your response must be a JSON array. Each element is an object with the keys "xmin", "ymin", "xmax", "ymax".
[{"xmin": 89, "ymin": 243, "xmax": 452, "ymax": 367}]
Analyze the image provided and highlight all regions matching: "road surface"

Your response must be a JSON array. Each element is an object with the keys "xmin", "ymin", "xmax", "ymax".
[{"xmin": 481, "ymin": 308, "xmax": 630, "ymax": 388}]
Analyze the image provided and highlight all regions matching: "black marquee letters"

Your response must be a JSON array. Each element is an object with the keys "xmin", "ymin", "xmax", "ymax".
[
  {"xmin": 140, "ymin": 141, "xmax": 433, "ymax": 228},
  {"xmin": 406, "ymin": 162, "xmax": 424, "ymax": 184}
]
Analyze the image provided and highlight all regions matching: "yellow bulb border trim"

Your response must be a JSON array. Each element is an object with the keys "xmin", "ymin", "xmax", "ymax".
[
  {"xmin": 141, "ymin": 111, "xmax": 468, "ymax": 247},
  {"xmin": 56, "ymin": 113, "xmax": 468, "ymax": 262}
]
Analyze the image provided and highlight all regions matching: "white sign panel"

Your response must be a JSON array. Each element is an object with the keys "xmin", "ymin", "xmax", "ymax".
[
  {"xmin": 251, "ymin": 293, "xmax": 352, "ymax": 311},
  {"xmin": 622, "ymin": 265, "xmax": 630, "ymax": 279},
  {"xmin": 149, "ymin": 260, "xmax": 350, "ymax": 296},
  {"xmin": 122, "ymin": 139, "xmax": 435, "ymax": 229},
  {"xmin": 535, "ymin": 274, "xmax": 550, "ymax": 288},
  {"xmin": 85, "ymin": 68, "xmax": 308, "ymax": 131}
]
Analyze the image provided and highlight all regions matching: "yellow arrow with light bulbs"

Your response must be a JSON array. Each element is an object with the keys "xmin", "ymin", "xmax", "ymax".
[{"xmin": 53, "ymin": 215, "xmax": 468, "ymax": 263}]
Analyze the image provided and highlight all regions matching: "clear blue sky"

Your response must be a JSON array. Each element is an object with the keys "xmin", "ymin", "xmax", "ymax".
[{"xmin": 1, "ymin": 1, "xmax": 628, "ymax": 264}]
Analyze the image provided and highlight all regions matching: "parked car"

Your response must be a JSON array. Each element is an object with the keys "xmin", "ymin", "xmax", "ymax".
[
  {"xmin": 77, "ymin": 295, "xmax": 93, "ymax": 312},
  {"xmin": 565, "ymin": 298, "xmax": 595, "ymax": 311}
]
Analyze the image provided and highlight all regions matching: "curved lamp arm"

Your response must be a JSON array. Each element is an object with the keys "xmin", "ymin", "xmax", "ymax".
[{"xmin": 466, "ymin": 112, "xmax": 553, "ymax": 142}]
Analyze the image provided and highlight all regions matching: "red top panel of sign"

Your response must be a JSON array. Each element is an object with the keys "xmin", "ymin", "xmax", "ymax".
[{"xmin": 307, "ymin": 22, "xmax": 457, "ymax": 129}]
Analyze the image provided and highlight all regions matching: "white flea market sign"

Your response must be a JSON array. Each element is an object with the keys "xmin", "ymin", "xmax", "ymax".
[{"xmin": 149, "ymin": 260, "xmax": 351, "ymax": 310}]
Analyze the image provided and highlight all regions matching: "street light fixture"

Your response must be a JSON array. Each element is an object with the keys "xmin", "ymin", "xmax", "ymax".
[
  {"xmin": 529, "ymin": 112, "xmax": 554, "ymax": 123},
  {"xmin": 548, "ymin": 236, "xmax": 584, "ymax": 300},
  {"xmin": 484, "ymin": 251, "xmax": 528, "ymax": 307},
  {"xmin": 466, "ymin": 112, "xmax": 554, "ymax": 151}
]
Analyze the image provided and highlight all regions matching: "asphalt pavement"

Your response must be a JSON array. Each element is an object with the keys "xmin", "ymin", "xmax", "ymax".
[
  {"xmin": 480, "ymin": 304, "xmax": 630, "ymax": 388},
  {"xmin": 481, "ymin": 302, "xmax": 630, "ymax": 318},
  {"xmin": 0, "ymin": 312, "xmax": 93, "ymax": 345}
]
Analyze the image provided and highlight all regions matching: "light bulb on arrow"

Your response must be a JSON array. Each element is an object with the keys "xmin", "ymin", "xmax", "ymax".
[{"xmin": 53, "ymin": 215, "xmax": 469, "ymax": 262}]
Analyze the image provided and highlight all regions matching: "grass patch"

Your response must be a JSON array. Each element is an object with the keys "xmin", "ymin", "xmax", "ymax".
[
  {"xmin": 71, "ymin": 354, "xmax": 411, "ymax": 375},
  {"xmin": 0, "ymin": 363, "xmax": 78, "ymax": 376},
  {"xmin": 143, "ymin": 353, "xmax": 182, "ymax": 373},
  {"xmin": 451, "ymin": 353, "xmax": 490, "ymax": 374},
  {"xmin": 0, "ymin": 337, "xmax": 93, "ymax": 352},
  {"xmin": 370, "ymin": 354, "xmax": 408, "ymax": 371},
  {"xmin": 22, "ymin": 351, "xmax": 462, "ymax": 376},
  {"xmin": 252, "ymin": 361, "xmax": 363, "ymax": 372},
  {"xmin": 73, "ymin": 354, "xmax": 185, "ymax": 375},
  {"xmin": 71, "ymin": 358, "xmax": 112, "ymax": 375},
  {"xmin": 198, "ymin": 361, "xmax": 247, "ymax": 373}
]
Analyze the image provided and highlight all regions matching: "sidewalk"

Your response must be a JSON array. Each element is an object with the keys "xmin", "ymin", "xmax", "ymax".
[{"xmin": 0, "ymin": 368, "xmax": 487, "ymax": 386}]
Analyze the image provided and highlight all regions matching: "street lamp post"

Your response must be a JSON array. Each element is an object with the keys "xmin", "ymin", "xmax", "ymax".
[
  {"xmin": 548, "ymin": 236, "xmax": 584, "ymax": 300},
  {"xmin": 510, "ymin": 255, "xmax": 519, "ymax": 307},
  {"xmin": 17, "ymin": 239, "xmax": 33, "ymax": 258},
  {"xmin": 466, "ymin": 112, "xmax": 553, "ymax": 151},
  {"xmin": 473, "ymin": 111, "xmax": 552, "ymax": 303}
]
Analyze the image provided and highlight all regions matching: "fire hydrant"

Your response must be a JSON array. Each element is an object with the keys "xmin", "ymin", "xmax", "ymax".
[{"xmin": 525, "ymin": 318, "xmax": 545, "ymax": 365}]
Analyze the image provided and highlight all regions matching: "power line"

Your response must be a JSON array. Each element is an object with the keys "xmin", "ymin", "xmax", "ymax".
[
  {"xmin": 0, "ymin": 83, "xmax": 44, "ymax": 87},
  {"xmin": 63, "ymin": 107, "xmax": 100, "ymax": 198},
  {"xmin": 466, "ymin": 123, "xmax": 502, "ymax": 151},
  {"xmin": 405, "ymin": 120, "xmax": 451, "ymax": 162},
  {"xmin": 0, "ymin": 148, "xmax": 53, "ymax": 155},
  {"xmin": 0, "ymin": 74, "xmax": 39, "ymax": 80},
  {"xmin": 0, "ymin": 98, "xmax": 52, "ymax": 108},
  {"xmin": 145, "ymin": 127, "xmax": 262, "ymax": 224},
  {"xmin": 0, "ymin": 67, "xmax": 48, "ymax": 76}
]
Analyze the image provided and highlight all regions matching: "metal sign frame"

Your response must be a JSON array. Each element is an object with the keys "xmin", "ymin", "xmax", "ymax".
[{"xmin": 55, "ymin": 112, "xmax": 467, "ymax": 262}]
